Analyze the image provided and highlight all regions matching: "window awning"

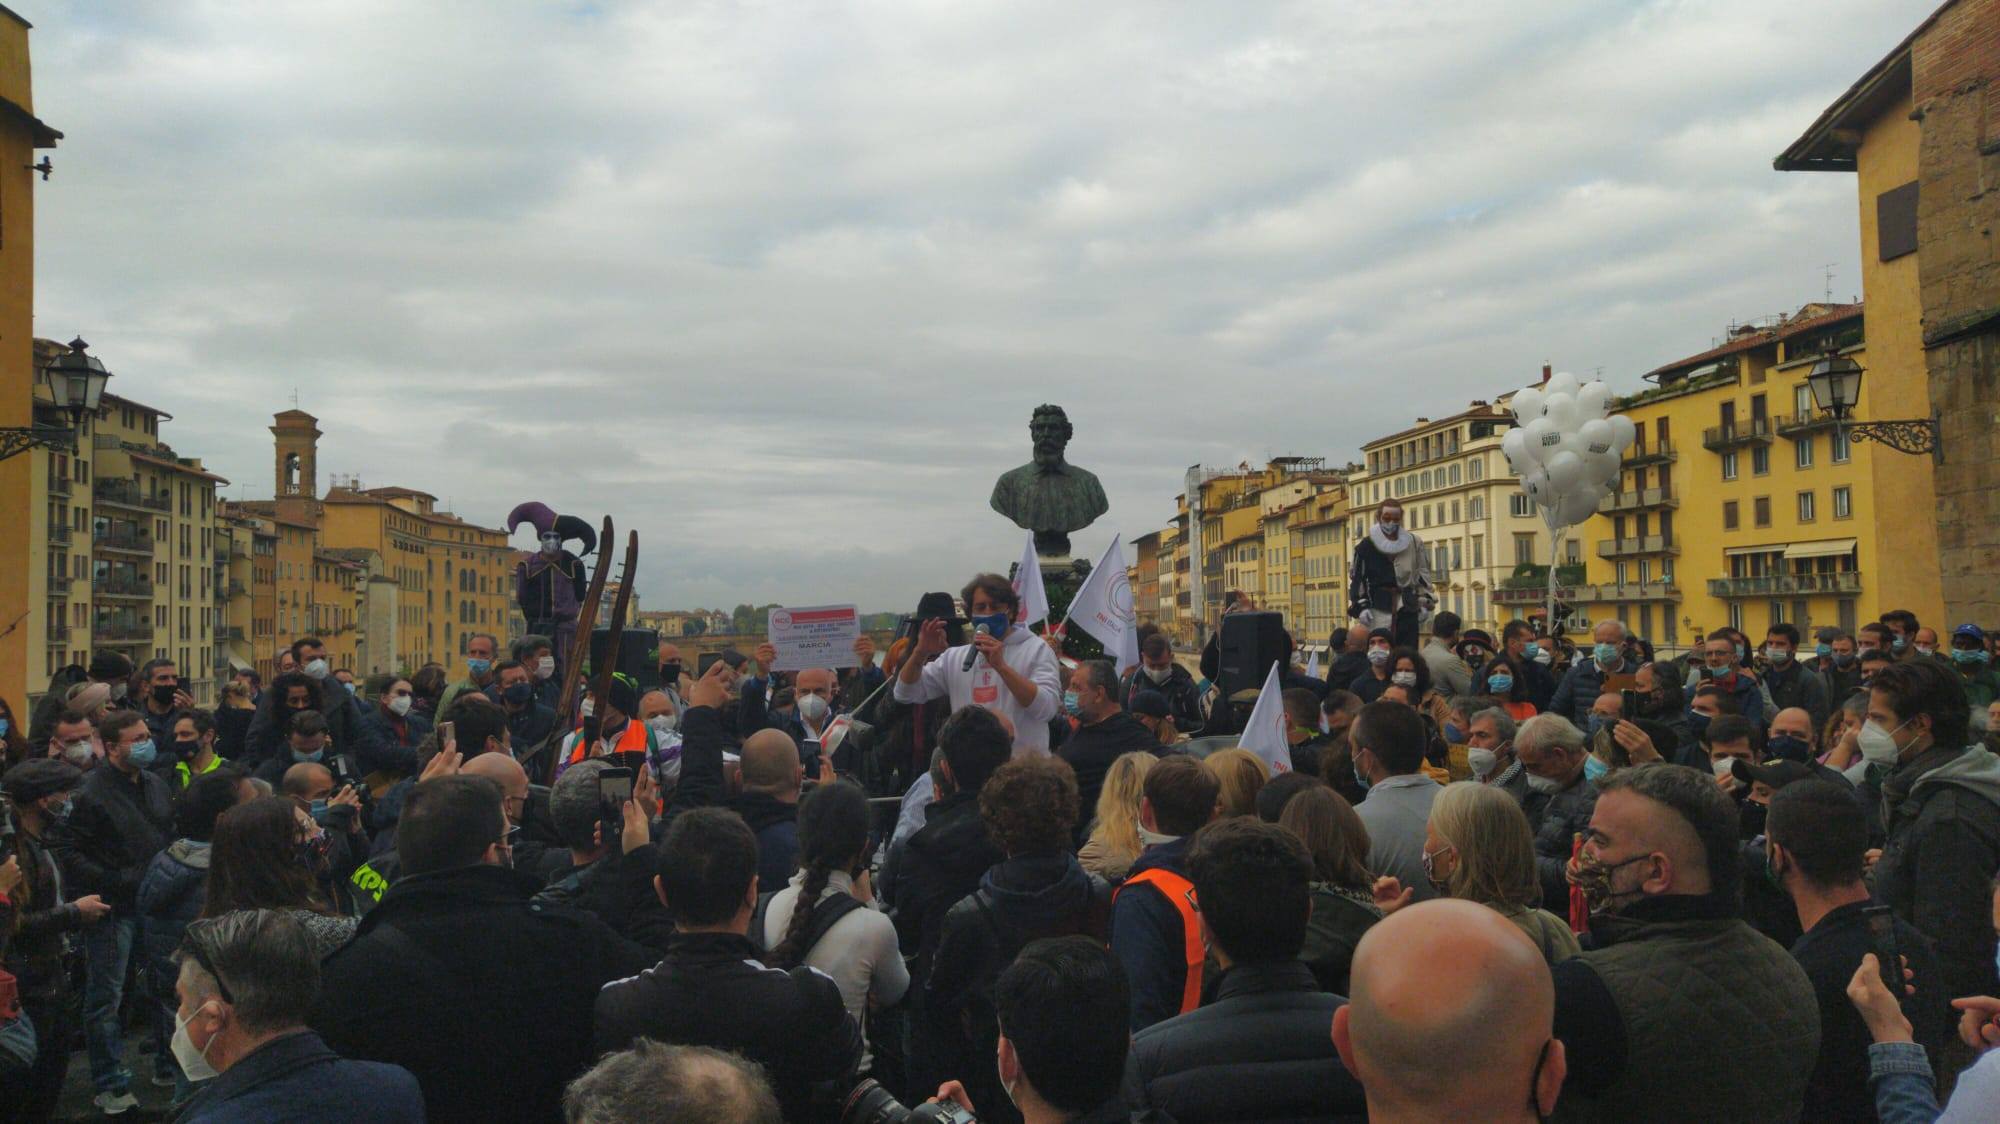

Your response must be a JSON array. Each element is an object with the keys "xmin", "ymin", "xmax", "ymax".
[
  {"xmin": 1784, "ymin": 538, "xmax": 1858, "ymax": 560},
  {"xmin": 1724, "ymin": 544, "xmax": 1788, "ymax": 557},
  {"xmin": 226, "ymin": 654, "xmax": 253, "ymax": 672}
]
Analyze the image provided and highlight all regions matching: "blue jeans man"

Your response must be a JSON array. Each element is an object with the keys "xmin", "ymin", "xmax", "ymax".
[{"xmin": 82, "ymin": 911, "xmax": 140, "ymax": 1095}]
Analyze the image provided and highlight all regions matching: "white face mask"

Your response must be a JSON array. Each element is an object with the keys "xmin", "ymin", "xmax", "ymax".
[
  {"xmin": 1858, "ymin": 718, "xmax": 1911, "ymax": 766},
  {"xmin": 387, "ymin": 695, "xmax": 413, "ymax": 717},
  {"xmin": 1532, "ymin": 646, "xmax": 1553, "ymax": 665},
  {"xmin": 535, "ymin": 656, "xmax": 556, "ymax": 680},
  {"xmin": 1711, "ymin": 756, "xmax": 1737, "ymax": 779},
  {"xmin": 1144, "ymin": 665, "xmax": 1172, "ymax": 684},
  {"xmin": 1915, "ymin": 645, "xmax": 1936, "ymax": 657},
  {"xmin": 647, "ymin": 714, "xmax": 679, "ymax": 736},
  {"xmin": 110, "ymin": 682, "xmax": 129, "ymax": 701},
  {"xmin": 171, "ymin": 1001, "xmax": 221, "ymax": 1082},
  {"xmin": 1390, "ymin": 671, "xmax": 1417, "ymax": 688},
  {"xmin": 797, "ymin": 694, "xmax": 830, "ymax": 724},
  {"xmin": 1467, "ymin": 746, "xmax": 1498, "ymax": 779},
  {"xmin": 61, "ymin": 740, "xmax": 95, "ymax": 766},
  {"xmin": 1524, "ymin": 773, "xmax": 1561, "ymax": 794},
  {"xmin": 303, "ymin": 658, "xmax": 330, "ymax": 681}
]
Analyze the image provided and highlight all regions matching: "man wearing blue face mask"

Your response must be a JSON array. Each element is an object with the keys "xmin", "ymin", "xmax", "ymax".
[
  {"xmin": 1548, "ymin": 620, "xmax": 1639, "ymax": 728},
  {"xmin": 49, "ymin": 710, "xmax": 174, "ymax": 1113},
  {"xmin": 255, "ymin": 710, "xmax": 340, "ymax": 790},
  {"xmin": 894, "ymin": 573, "xmax": 1063, "ymax": 755},
  {"xmin": 1693, "ymin": 632, "xmax": 1766, "ymax": 726},
  {"xmin": 1949, "ymin": 624, "xmax": 2000, "ymax": 714},
  {"xmin": 438, "ymin": 632, "xmax": 500, "ymax": 724}
]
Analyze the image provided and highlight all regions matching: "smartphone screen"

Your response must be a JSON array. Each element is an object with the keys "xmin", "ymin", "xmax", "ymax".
[
  {"xmin": 697, "ymin": 652, "xmax": 722, "ymax": 677},
  {"xmin": 1863, "ymin": 905, "xmax": 1901, "ymax": 992},
  {"xmin": 438, "ymin": 721, "xmax": 456, "ymax": 747},
  {"xmin": 598, "ymin": 766, "xmax": 634, "ymax": 809},
  {"xmin": 1621, "ymin": 689, "xmax": 1639, "ymax": 720}
]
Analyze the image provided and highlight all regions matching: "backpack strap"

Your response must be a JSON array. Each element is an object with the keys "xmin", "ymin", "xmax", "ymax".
[
  {"xmin": 801, "ymin": 892, "xmax": 867, "ymax": 957},
  {"xmin": 749, "ymin": 890, "xmax": 780, "ymax": 952}
]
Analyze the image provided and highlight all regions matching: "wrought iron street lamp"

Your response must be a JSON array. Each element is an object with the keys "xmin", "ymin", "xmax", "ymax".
[
  {"xmin": 1804, "ymin": 351, "xmax": 1940, "ymax": 458},
  {"xmin": 0, "ymin": 337, "xmax": 110, "ymax": 462}
]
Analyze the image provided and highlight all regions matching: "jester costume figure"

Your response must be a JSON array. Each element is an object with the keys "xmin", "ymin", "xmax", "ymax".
[{"xmin": 508, "ymin": 502, "xmax": 595, "ymax": 669}]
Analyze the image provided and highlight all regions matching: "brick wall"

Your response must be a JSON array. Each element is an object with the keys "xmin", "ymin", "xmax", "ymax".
[{"xmin": 1915, "ymin": 0, "xmax": 2000, "ymax": 625}]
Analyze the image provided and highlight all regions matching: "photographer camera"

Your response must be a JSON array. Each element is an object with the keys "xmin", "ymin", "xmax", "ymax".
[{"xmin": 844, "ymin": 935, "xmax": 1130, "ymax": 1124}]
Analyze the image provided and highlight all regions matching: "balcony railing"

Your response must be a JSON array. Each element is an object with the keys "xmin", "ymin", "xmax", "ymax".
[
  {"xmin": 47, "ymin": 574, "xmax": 71, "ymax": 595},
  {"xmin": 1774, "ymin": 410, "xmax": 1841, "ymax": 439},
  {"xmin": 92, "ymin": 527, "xmax": 154, "ymax": 555},
  {"xmin": 92, "ymin": 620, "xmax": 155, "ymax": 642},
  {"xmin": 46, "ymin": 523, "xmax": 72, "ymax": 545},
  {"xmin": 1707, "ymin": 571, "xmax": 1864, "ymax": 598},
  {"xmin": 48, "ymin": 474, "xmax": 71, "ymax": 497},
  {"xmin": 219, "ymin": 626, "xmax": 245, "ymax": 641},
  {"xmin": 1623, "ymin": 439, "xmax": 1677, "ymax": 466},
  {"xmin": 1597, "ymin": 535, "xmax": 1679, "ymax": 558},
  {"xmin": 1600, "ymin": 486, "xmax": 1678, "ymax": 513},
  {"xmin": 1574, "ymin": 580, "xmax": 1680, "ymax": 602},
  {"xmin": 1701, "ymin": 419, "xmax": 1774, "ymax": 451},
  {"xmin": 93, "ymin": 575, "xmax": 154, "ymax": 600},
  {"xmin": 93, "ymin": 479, "xmax": 172, "ymax": 513}
]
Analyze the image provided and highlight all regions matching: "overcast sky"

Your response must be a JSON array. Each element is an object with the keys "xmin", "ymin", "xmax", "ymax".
[{"xmin": 26, "ymin": 1, "xmax": 1930, "ymax": 613}]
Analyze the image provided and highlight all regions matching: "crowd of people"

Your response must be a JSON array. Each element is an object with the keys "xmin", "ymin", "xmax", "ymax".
[{"xmin": 2, "ymin": 529, "xmax": 1999, "ymax": 1122}]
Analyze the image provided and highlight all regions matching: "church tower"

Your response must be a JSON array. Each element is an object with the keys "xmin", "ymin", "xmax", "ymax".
[{"xmin": 271, "ymin": 409, "xmax": 322, "ymax": 522}]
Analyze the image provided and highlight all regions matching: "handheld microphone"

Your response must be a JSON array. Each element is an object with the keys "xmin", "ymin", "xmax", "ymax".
[{"xmin": 963, "ymin": 623, "xmax": 990, "ymax": 672}]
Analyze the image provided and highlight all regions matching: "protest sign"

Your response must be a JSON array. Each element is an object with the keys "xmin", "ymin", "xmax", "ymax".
[{"xmin": 767, "ymin": 604, "xmax": 861, "ymax": 670}]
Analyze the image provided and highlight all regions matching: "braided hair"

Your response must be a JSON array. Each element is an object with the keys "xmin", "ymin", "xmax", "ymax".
[{"xmin": 769, "ymin": 780, "xmax": 870, "ymax": 968}]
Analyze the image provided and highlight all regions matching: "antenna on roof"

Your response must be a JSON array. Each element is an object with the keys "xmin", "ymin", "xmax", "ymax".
[
  {"xmin": 1820, "ymin": 264, "xmax": 1837, "ymax": 303},
  {"xmin": 289, "ymin": 388, "xmax": 300, "ymax": 409}
]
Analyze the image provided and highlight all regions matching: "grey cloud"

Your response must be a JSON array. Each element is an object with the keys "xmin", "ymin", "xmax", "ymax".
[{"xmin": 25, "ymin": 0, "xmax": 1933, "ymax": 609}]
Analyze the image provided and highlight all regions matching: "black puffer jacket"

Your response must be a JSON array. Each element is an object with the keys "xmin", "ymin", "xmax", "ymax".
[
  {"xmin": 1299, "ymin": 883, "xmax": 1383, "ymax": 996},
  {"xmin": 533, "ymin": 848, "xmax": 675, "ymax": 952},
  {"xmin": 1518, "ymin": 772, "xmax": 1598, "ymax": 913},
  {"xmin": 1872, "ymin": 744, "xmax": 2000, "ymax": 1002},
  {"xmin": 1122, "ymin": 960, "xmax": 1367, "ymax": 1122},
  {"xmin": 594, "ymin": 930, "xmax": 861, "ymax": 1124},
  {"xmin": 1059, "ymin": 712, "xmax": 1161, "ymax": 825},
  {"xmin": 888, "ymin": 789, "xmax": 1004, "ymax": 986},
  {"xmin": 50, "ymin": 763, "xmax": 173, "ymax": 911},
  {"xmin": 923, "ymin": 851, "xmax": 1111, "ymax": 1120},
  {"xmin": 311, "ymin": 863, "xmax": 655, "ymax": 1124}
]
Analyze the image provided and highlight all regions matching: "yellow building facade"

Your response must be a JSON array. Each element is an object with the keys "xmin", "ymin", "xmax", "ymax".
[
  {"xmin": 1573, "ymin": 302, "xmax": 1941, "ymax": 651},
  {"xmin": 1, "ymin": 8, "xmax": 59, "ymax": 704}
]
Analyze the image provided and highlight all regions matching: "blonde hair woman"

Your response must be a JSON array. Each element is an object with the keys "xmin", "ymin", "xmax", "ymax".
[
  {"xmin": 1078, "ymin": 751, "xmax": 1156, "ymax": 881},
  {"xmin": 1202, "ymin": 747, "xmax": 1269, "ymax": 819},
  {"xmin": 1423, "ymin": 782, "xmax": 1579, "ymax": 964}
]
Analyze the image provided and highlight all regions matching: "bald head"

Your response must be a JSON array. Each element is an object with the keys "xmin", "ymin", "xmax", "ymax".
[
  {"xmin": 1768, "ymin": 707, "xmax": 1814, "ymax": 744},
  {"xmin": 280, "ymin": 762, "xmax": 333, "ymax": 801},
  {"xmin": 638, "ymin": 691, "xmax": 675, "ymax": 721},
  {"xmin": 461, "ymin": 752, "xmax": 529, "ymax": 804},
  {"xmin": 1335, "ymin": 899, "xmax": 1562, "ymax": 1120},
  {"xmin": 740, "ymin": 729, "xmax": 803, "ymax": 797}
]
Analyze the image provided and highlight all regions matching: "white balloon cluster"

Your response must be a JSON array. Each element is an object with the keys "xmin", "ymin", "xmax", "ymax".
[{"xmin": 1500, "ymin": 371, "xmax": 1635, "ymax": 530}]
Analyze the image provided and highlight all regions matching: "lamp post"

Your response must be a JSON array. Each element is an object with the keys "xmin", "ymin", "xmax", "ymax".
[
  {"xmin": 1803, "ymin": 351, "xmax": 1940, "ymax": 460},
  {"xmin": 0, "ymin": 337, "xmax": 111, "ymax": 461}
]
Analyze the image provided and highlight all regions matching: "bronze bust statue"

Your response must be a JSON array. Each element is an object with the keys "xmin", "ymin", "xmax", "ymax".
[{"xmin": 990, "ymin": 404, "xmax": 1109, "ymax": 558}]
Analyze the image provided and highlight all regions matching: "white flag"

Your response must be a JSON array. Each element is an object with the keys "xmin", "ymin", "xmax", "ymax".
[
  {"xmin": 1066, "ymin": 535, "xmax": 1140, "ymax": 675},
  {"xmin": 1304, "ymin": 648, "xmax": 1321, "ymax": 681},
  {"xmin": 1237, "ymin": 661, "xmax": 1294, "ymax": 774},
  {"xmin": 1013, "ymin": 533, "xmax": 1049, "ymax": 628}
]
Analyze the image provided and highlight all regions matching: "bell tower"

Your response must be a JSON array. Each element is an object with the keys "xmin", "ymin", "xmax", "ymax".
[{"xmin": 271, "ymin": 409, "xmax": 322, "ymax": 522}]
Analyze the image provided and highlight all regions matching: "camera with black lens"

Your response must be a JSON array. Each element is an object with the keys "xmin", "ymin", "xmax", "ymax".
[{"xmin": 841, "ymin": 1078, "xmax": 977, "ymax": 1124}]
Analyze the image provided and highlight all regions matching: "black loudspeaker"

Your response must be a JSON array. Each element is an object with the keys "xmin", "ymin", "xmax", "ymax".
[
  {"xmin": 589, "ymin": 628, "xmax": 661, "ymax": 692},
  {"xmin": 1218, "ymin": 611, "xmax": 1288, "ymax": 700}
]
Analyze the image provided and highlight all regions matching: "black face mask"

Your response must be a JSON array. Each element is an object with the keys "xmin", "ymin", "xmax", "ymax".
[
  {"xmin": 152, "ymin": 684, "xmax": 178, "ymax": 706},
  {"xmin": 173, "ymin": 738, "xmax": 201, "ymax": 758}
]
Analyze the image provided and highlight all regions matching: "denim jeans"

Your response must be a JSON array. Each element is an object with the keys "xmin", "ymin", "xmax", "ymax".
[{"xmin": 82, "ymin": 912, "xmax": 139, "ymax": 1093}]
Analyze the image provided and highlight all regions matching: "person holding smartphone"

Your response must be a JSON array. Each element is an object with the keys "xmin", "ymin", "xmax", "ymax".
[{"xmin": 1767, "ymin": 779, "xmax": 1948, "ymax": 1119}]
